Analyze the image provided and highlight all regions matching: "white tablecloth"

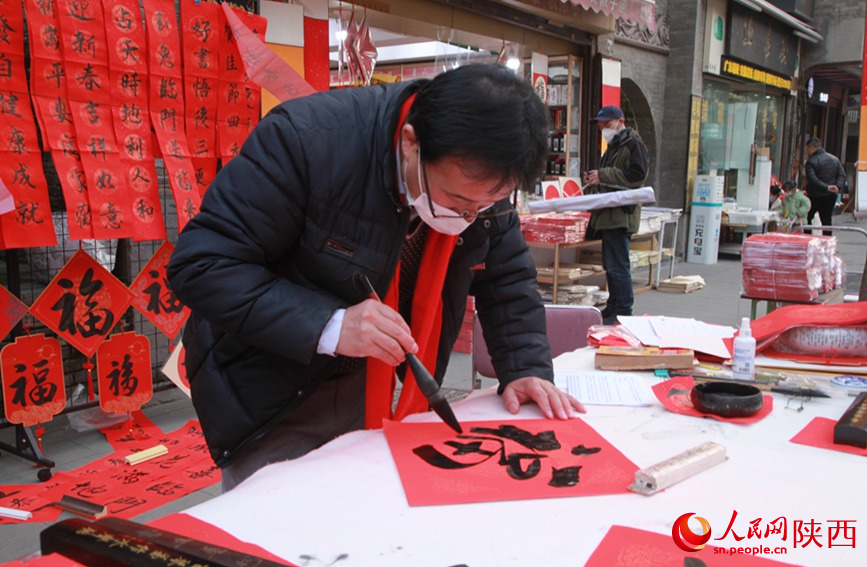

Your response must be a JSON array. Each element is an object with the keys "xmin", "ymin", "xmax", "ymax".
[{"xmin": 183, "ymin": 348, "xmax": 865, "ymax": 566}]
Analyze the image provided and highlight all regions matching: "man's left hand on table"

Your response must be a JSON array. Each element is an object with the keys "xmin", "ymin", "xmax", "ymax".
[{"xmin": 502, "ymin": 377, "xmax": 586, "ymax": 420}]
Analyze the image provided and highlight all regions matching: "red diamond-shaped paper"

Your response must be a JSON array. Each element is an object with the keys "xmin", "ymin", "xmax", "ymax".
[
  {"xmin": 130, "ymin": 241, "xmax": 190, "ymax": 339},
  {"xmin": 0, "ymin": 285, "xmax": 28, "ymax": 341},
  {"xmin": 97, "ymin": 331, "xmax": 153, "ymax": 415},
  {"xmin": 1, "ymin": 334, "xmax": 66, "ymax": 426},
  {"xmin": 30, "ymin": 249, "xmax": 135, "ymax": 357}
]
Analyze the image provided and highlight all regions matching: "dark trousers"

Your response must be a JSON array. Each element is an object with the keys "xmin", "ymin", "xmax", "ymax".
[
  {"xmin": 807, "ymin": 192, "xmax": 837, "ymax": 236},
  {"xmin": 220, "ymin": 367, "xmax": 366, "ymax": 492},
  {"xmin": 600, "ymin": 227, "xmax": 633, "ymax": 316}
]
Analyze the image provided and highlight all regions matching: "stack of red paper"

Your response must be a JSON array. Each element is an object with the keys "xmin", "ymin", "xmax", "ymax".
[
  {"xmin": 520, "ymin": 212, "xmax": 591, "ymax": 243},
  {"xmin": 741, "ymin": 233, "xmax": 839, "ymax": 301}
]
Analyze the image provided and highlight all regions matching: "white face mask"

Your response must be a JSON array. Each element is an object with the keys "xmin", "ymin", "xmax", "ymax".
[
  {"xmin": 602, "ymin": 127, "xmax": 618, "ymax": 144},
  {"xmin": 408, "ymin": 153, "xmax": 473, "ymax": 235}
]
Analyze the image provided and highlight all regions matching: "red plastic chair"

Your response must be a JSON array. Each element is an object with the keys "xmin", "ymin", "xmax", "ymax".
[{"xmin": 471, "ymin": 304, "xmax": 603, "ymax": 388}]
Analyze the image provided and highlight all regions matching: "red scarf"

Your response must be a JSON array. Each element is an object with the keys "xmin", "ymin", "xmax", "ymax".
[{"xmin": 364, "ymin": 94, "xmax": 459, "ymax": 429}]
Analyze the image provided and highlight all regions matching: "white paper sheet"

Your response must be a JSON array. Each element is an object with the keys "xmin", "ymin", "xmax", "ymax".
[
  {"xmin": 527, "ymin": 187, "xmax": 656, "ymax": 213},
  {"xmin": 617, "ymin": 316, "xmax": 662, "ymax": 347},
  {"xmin": 561, "ymin": 371, "xmax": 653, "ymax": 406},
  {"xmin": 617, "ymin": 316, "xmax": 735, "ymax": 359}
]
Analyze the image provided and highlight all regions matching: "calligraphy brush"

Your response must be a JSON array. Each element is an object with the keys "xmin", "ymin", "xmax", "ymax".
[{"xmin": 357, "ymin": 273, "xmax": 463, "ymax": 434}]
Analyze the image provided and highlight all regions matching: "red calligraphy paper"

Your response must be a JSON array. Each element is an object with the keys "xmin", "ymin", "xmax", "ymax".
[
  {"xmin": 29, "ymin": 249, "xmax": 135, "ymax": 358},
  {"xmin": 97, "ymin": 332, "xmax": 153, "ymax": 415},
  {"xmin": 24, "ymin": 0, "xmax": 94, "ymax": 240},
  {"xmin": 1, "ymin": 334, "xmax": 66, "ymax": 426},
  {"xmin": 585, "ymin": 525, "xmax": 800, "ymax": 567},
  {"xmin": 383, "ymin": 418, "xmax": 638, "ymax": 506},
  {"xmin": 181, "ymin": 0, "xmax": 218, "ymax": 164},
  {"xmin": 143, "ymin": 0, "xmax": 201, "ymax": 232},
  {"xmin": 221, "ymin": 4, "xmax": 314, "ymax": 104},
  {"xmin": 0, "ymin": 0, "xmax": 58, "ymax": 248},
  {"xmin": 56, "ymin": 0, "xmax": 135, "ymax": 240},
  {"xmin": 790, "ymin": 416, "xmax": 867, "ymax": 457},
  {"xmin": 149, "ymin": 513, "xmax": 299, "ymax": 566},
  {"xmin": 0, "ymin": 475, "xmax": 70, "ymax": 526},
  {"xmin": 129, "ymin": 241, "xmax": 190, "ymax": 339},
  {"xmin": 48, "ymin": 420, "xmax": 218, "ymax": 520},
  {"xmin": 99, "ymin": 409, "xmax": 158, "ymax": 450},
  {"xmin": 190, "ymin": 156, "xmax": 216, "ymax": 196},
  {"xmin": 0, "ymin": 285, "xmax": 28, "ymax": 341},
  {"xmin": 216, "ymin": 7, "xmax": 265, "ymax": 162},
  {"xmin": 652, "ymin": 376, "xmax": 773, "ymax": 424},
  {"xmin": 104, "ymin": 0, "xmax": 166, "ymax": 242}
]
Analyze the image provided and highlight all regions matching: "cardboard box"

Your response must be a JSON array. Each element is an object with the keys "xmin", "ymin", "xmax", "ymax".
[{"xmin": 594, "ymin": 346, "xmax": 695, "ymax": 370}]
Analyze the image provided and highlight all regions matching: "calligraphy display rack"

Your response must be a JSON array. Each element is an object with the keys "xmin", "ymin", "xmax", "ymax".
[{"xmin": 0, "ymin": 0, "xmax": 269, "ymax": 481}]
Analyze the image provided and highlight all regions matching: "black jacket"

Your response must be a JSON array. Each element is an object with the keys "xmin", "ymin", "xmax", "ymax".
[
  {"xmin": 805, "ymin": 148, "xmax": 846, "ymax": 197},
  {"xmin": 167, "ymin": 81, "xmax": 553, "ymax": 467}
]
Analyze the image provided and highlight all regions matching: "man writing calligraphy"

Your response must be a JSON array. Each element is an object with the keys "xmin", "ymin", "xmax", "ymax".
[{"xmin": 168, "ymin": 64, "xmax": 585, "ymax": 491}]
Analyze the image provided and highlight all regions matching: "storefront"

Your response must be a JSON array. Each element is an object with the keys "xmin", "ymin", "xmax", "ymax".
[{"xmin": 696, "ymin": 0, "xmax": 805, "ymax": 210}]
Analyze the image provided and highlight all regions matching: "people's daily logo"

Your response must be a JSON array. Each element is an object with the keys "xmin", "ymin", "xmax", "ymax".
[{"xmin": 672, "ymin": 512, "xmax": 712, "ymax": 552}]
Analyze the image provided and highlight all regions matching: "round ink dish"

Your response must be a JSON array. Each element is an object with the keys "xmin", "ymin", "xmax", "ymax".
[
  {"xmin": 831, "ymin": 375, "xmax": 867, "ymax": 391},
  {"xmin": 690, "ymin": 381, "xmax": 764, "ymax": 418}
]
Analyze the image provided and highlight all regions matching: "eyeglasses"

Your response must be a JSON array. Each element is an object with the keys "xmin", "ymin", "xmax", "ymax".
[{"xmin": 419, "ymin": 158, "xmax": 517, "ymax": 220}]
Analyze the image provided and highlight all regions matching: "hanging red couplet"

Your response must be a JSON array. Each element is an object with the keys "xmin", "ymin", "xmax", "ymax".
[
  {"xmin": 29, "ymin": 249, "xmax": 135, "ymax": 358},
  {"xmin": 129, "ymin": 241, "xmax": 190, "ymax": 339},
  {"xmin": 96, "ymin": 332, "xmax": 152, "ymax": 415},
  {"xmin": 103, "ymin": 0, "xmax": 167, "ymax": 242},
  {"xmin": 0, "ymin": 285, "xmax": 28, "ymax": 342},
  {"xmin": 57, "ymin": 0, "xmax": 136, "ymax": 241},
  {"xmin": 1, "ymin": 334, "xmax": 66, "ymax": 426},
  {"xmin": 217, "ymin": 6, "xmax": 267, "ymax": 163},
  {"xmin": 142, "ymin": 0, "xmax": 202, "ymax": 231},
  {"xmin": 0, "ymin": 0, "xmax": 58, "ymax": 250},
  {"xmin": 23, "ymin": 0, "xmax": 95, "ymax": 241}
]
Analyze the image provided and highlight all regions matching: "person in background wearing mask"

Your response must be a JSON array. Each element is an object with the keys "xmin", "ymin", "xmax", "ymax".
[
  {"xmin": 168, "ymin": 64, "xmax": 585, "ymax": 491},
  {"xmin": 583, "ymin": 106, "xmax": 649, "ymax": 325},
  {"xmin": 804, "ymin": 136, "xmax": 846, "ymax": 236}
]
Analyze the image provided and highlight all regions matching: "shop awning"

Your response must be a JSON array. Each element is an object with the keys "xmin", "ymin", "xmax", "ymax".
[
  {"xmin": 732, "ymin": 0, "xmax": 823, "ymax": 43},
  {"xmin": 566, "ymin": 0, "xmax": 657, "ymax": 32}
]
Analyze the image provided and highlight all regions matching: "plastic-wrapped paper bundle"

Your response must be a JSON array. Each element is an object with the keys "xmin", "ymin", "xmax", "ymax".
[
  {"xmin": 741, "ymin": 233, "xmax": 823, "ymax": 270},
  {"xmin": 831, "ymin": 256, "xmax": 847, "ymax": 291},
  {"xmin": 741, "ymin": 233, "xmax": 829, "ymax": 301},
  {"xmin": 520, "ymin": 212, "xmax": 591, "ymax": 243},
  {"xmin": 742, "ymin": 267, "xmax": 822, "ymax": 302},
  {"xmin": 815, "ymin": 236, "xmax": 838, "ymax": 292}
]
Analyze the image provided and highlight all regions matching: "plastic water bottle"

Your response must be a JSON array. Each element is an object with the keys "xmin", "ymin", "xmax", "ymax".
[{"xmin": 732, "ymin": 317, "xmax": 756, "ymax": 380}]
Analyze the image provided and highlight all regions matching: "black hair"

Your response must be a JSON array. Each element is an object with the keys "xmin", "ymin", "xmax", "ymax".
[
  {"xmin": 770, "ymin": 185, "xmax": 781, "ymax": 196},
  {"xmin": 782, "ymin": 180, "xmax": 796, "ymax": 190},
  {"xmin": 406, "ymin": 63, "xmax": 549, "ymax": 194},
  {"xmin": 806, "ymin": 136, "xmax": 823, "ymax": 150}
]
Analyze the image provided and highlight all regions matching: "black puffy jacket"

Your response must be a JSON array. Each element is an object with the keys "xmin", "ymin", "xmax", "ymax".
[
  {"xmin": 805, "ymin": 148, "xmax": 846, "ymax": 197},
  {"xmin": 167, "ymin": 81, "xmax": 553, "ymax": 467}
]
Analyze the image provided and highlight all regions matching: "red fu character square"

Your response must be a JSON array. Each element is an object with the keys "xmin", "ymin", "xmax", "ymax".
[
  {"xmin": 1, "ymin": 334, "xmax": 66, "ymax": 426},
  {"xmin": 97, "ymin": 331, "xmax": 153, "ymax": 414},
  {"xmin": 30, "ymin": 249, "xmax": 134, "ymax": 358},
  {"xmin": 130, "ymin": 241, "xmax": 189, "ymax": 339}
]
